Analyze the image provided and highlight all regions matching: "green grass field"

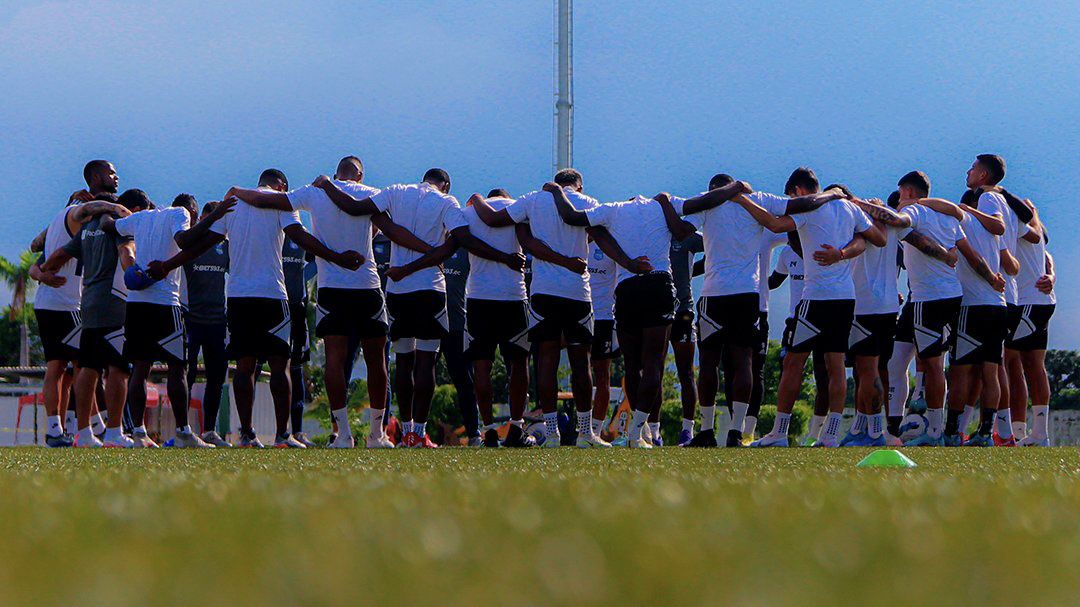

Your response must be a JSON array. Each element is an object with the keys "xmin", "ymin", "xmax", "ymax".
[{"xmin": 0, "ymin": 448, "xmax": 1076, "ymax": 606}]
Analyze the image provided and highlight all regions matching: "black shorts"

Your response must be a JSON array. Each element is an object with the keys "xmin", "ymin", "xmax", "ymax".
[
  {"xmin": 784, "ymin": 299, "xmax": 855, "ymax": 354},
  {"xmin": 226, "ymin": 297, "xmax": 291, "ymax": 360},
  {"xmin": 386, "ymin": 290, "xmax": 448, "ymax": 342},
  {"xmin": 528, "ymin": 293, "xmax": 593, "ymax": 346},
  {"xmin": 614, "ymin": 272, "xmax": 676, "ymax": 330},
  {"xmin": 670, "ymin": 308, "xmax": 696, "ymax": 344},
  {"xmin": 315, "ymin": 287, "xmax": 388, "ymax": 340},
  {"xmin": 848, "ymin": 312, "xmax": 898, "ymax": 359},
  {"xmin": 950, "ymin": 305, "xmax": 1008, "ymax": 366},
  {"xmin": 591, "ymin": 319, "xmax": 621, "ymax": 360},
  {"xmin": 696, "ymin": 292, "xmax": 760, "ymax": 350},
  {"xmin": 79, "ymin": 326, "xmax": 128, "ymax": 373},
  {"xmin": 124, "ymin": 303, "xmax": 186, "ymax": 364},
  {"xmin": 1005, "ymin": 304, "xmax": 1054, "ymax": 351},
  {"xmin": 464, "ymin": 298, "xmax": 530, "ymax": 361},
  {"xmin": 895, "ymin": 297, "xmax": 962, "ymax": 358},
  {"xmin": 35, "ymin": 309, "xmax": 81, "ymax": 362},
  {"xmin": 289, "ymin": 301, "xmax": 310, "ymax": 363}
]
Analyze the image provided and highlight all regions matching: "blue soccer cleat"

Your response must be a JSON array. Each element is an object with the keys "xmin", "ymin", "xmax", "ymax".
[
  {"xmin": 963, "ymin": 433, "xmax": 993, "ymax": 447},
  {"xmin": 750, "ymin": 433, "xmax": 789, "ymax": 448},
  {"xmin": 839, "ymin": 431, "xmax": 863, "ymax": 447},
  {"xmin": 677, "ymin": 429, "xmax": 694, "ymax": 447},
  {"xmin": 943, "ymin": 434, "xmax": 963, "ymax": 447}
]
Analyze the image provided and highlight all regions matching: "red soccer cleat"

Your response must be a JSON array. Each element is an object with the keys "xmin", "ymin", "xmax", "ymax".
[
  {"xmin": 422, "ymin": 435, "xmax": 439, "ymax": 449},
  {"xmin": 403, "ymin": 431, "xmax": 422, "ymax": 448},
  {"xmin": 993, "ymin": 433, "xmax": 1016, "ymax": 447}
]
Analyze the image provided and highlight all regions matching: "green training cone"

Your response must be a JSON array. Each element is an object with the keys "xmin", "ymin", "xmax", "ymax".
[{"xmin": 856, "ymin": 449, "xmax": 917, "ymax": 468}]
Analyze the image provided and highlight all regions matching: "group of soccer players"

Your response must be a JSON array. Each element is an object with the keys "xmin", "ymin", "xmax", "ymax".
[{"xmin": 26, "ymin": 152, "xmax": 1056, "ymax": 449}]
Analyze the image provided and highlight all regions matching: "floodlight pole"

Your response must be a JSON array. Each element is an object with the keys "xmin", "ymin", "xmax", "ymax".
[{"xmin": 554, "ymin": 0, "xmax": 573, "ymax": 172}]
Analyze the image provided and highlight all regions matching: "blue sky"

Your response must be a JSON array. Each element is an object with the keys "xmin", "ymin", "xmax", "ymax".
[{"xmin": 1, "ymin": 0, "xmax": 1077, "ymax": 345}]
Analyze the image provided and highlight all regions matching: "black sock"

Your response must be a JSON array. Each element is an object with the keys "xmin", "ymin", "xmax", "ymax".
[
  {"xmin": 978, "ymin": 408, "xmax": 995, "ymax": 436},
  {"xmin": 290, "ymin": 401, "xmax": 304, "ymax": 433},
  {"xmin": 944, "ymin": 409, "xmax": 960, "ymax": 436},
  {"xmin": 887, "ymin": 416, "xmax": 901, "ymax": 436}
]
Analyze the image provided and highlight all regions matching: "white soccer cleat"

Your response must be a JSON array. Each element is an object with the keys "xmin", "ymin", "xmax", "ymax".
[
  {"xmin": 201, "ymin": 431, "xmax": 232, "ymax": 448},
  {"xmin": 175, "ymin": 431, "xmax": 215, "ymax": 449},
  {"xmin": 292, "ymin": 432, "xmax": 316, "ymax": 448},
  {"xmin": 1017, "ymin": 434, "xmax": 1050, "ymax": 447},
  {"xmin": 750, "ymin": 433, "xmax": 789, "ymax": 448},
  {"xmin": 542, "ymin": 433, "xmax": 562, "ymax": 448},
  {"xmin": 132, "ymin": 432, "xmax": 160, "ymax": 449},
  {"xmin": 328, "ymin": 433, "xmax": 355, "ymax": 449},
  {"xmin": 103, "ymin": 434, "xmax": 135, "ymax": 449},
  {"xmin": 76, "ymin": 434, "xmax": 104, "ymax": 448},
  {"xmin": 365, "ymin": 434, "xmax": 395, "ymax": 449},
  {"xmin": 576, "ymin": 432, "xmax": 612, "ymax": 448},
  {"xmin": 627, "ymin": 436, "xmax": 654, "ymax": 449},
  {"xmin": 274, "ymin": 435, "xmax": 307, "ymax": 449}
]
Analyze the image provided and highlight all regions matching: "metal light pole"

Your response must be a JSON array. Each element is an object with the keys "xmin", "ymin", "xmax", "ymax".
[{"xmin": 554, "ymin": 0, "xmax": 573, "ymax": 172}]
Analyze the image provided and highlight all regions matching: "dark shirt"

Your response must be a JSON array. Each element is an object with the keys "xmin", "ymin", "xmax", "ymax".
[
  {"xmin": 442, "ymin": 247, "xmax": 469, "ymax": 332},
  {"xmin": 183, "ymin": 240, "xmax": 229, "ymax": 324},
  {"xmin": 63, "ymin": 216, "xmax": 132, "ymax": 328},
  {"xmin": 670, "ymin": 233, "xmax": 704, "ymax": 311},
  {"xmin": 281, "ymin": 237, "xmax": 310, "ymax": 304}
]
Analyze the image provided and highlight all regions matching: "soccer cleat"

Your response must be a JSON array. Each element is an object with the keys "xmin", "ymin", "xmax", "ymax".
[
  {"xmin": 501, "ymin": 425, "xmax": 535, "ymax": 448},
  {"xmin": 201, "ymin": 431, "xmax": 232, "ymax": 448},
  {"xmin": 992, "ymin": 433, "xmax": 1016, "ymax": 447},
  {"xmin": 75, "ymin": 433, "xmax": 103, "ymax": 448},
  {"xmin": 274, "ymin": 434, "xmax": 306, "ymax": 449},
  {"xmin": 466, "ymin": 436, "xmax": 484, "ymax": 447},
  {"xmin": 800, "ymin": 435, "xmax": 818, "ymax": 447},
  {"xmin": 483, "ymin": 429, "xmax": 501, "ymax": 448},
  {"xmin": 237, "ymin": 433, "xmax": 265, "ymax": 449},
  {"xmin": 45, "ymin": 433, "xmax": 74, "ymax": 448},
  {"xmin": 365, "ymin": 434, "xmax": 395, "ymax": 449},
  {"xmin": 292, "ymin": 432, "xmax": 316, "ymax": 448},
  {"xmin": 849, "ymin": 433, "xmax": 887, "ymax": 447},
  {"xmin": 1018, "ymin": 434, "xmax": 1050, "ymax": 447},
  {"xmin": 327, "ymin": 432, "xmax": 338, "ymax": 445},
  {"xmin": 904, "ymin": 433, "xmax": 943, "ymax": 447},
  {"xmin": 542, "ymin": 433, "xmax": 562, "ymax": 448},
  {"xmin": 421, "ymin": 435, "xmax": 439, "ymax": 449},
  {"xmin": 962, "ymin": 433, "xmax": 993, "ymax": 447},
  {"xmin": 328, "ymin": 433, "xmax": 355, "ymax": 449},
  {"xmin": 677, "ymin": 429, "xmax": 694, "ymax": 447},
  {"xmin": 683, "ymin": 428, "xmax": 717, "ymax": 448},
  {"xmin": 576, "ymin": 432, "xmax": 612, "ymax": 448},
  {"xmin": 839, "ymin": 430, "xmax": 863, "ymax": 447},
  {"xmin": 884, "ymin": 432, "xmax": 903, "ymax": 447},
  {"xmin": 943, "ymin": 434, "xmax": 963, "ymax": 447},
  {"xmin": 725, "ymin": 430, "xmax": 745, "ymax": 448},
  {"xmin": 103, "ymin": 433, "xmax": 136, "ymax": 448},
  {"xmin": 813, "ymin": 436, "xmax": 839, "ymax": 448},
  {"xmin": 750, "ymin": 433, "xmax": 789, "ymax": 448},
  {"xmin": 627, "ymin": 436, "xmax": 653, "ymax": 449},
  {"xmin": 651, "ymin": 433, "xmax": 664, "ymax": 447},
  {"xmin": 402, "ymin": 431, "xmax": 422, "ymax": 448},
  {"xmin": 132, "ymin": 431, "xmax": 160, "ymax": 449},
  {"xmin": 175, "ymin": 431, "xmax": 215, "ymax": 448}
]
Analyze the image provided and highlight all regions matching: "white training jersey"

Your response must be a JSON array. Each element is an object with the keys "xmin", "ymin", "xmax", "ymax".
[
  {"xmin": 587, "ymin": 241, "xmax": 617, "ymax": 321},
  {"xmin": 899, "ymin": 204, "xmax": 964, "ymax": 302},
  {"xmin": 463, "ymin": 197, "xmax": 526, "ymax": 301},
  {"xmin": 210, "ymin": 188, "xmax": 302, "ymax": 300},
  {"xmin": 115, "ymin": 207, "xmax": 190, "ymax": 306},
  {"xmin": 371, "ymin": 183, "xmax": 468, "ymax": 295},
  {"xmin": 678, "ymin": 191, "xmax": 789, "ymax": 298},
  {"xmin": 774, "ymin": 245, "xmax": 804, "ymax": 319},
  {"xmin": 506, "ymin": 188, "xmax": 598, "ymax": 302},
  {"xmin": 34, "ymin": 206, "xmax": 82, "ymax": 311},
  {"xmin": 758, "ymin": 230, "xmax": 786, "ymax": 312},
  {"xmin": 584, "ymin": 196, "xmax": 672, "ymax": 285},
  {"xmin": 790, "ymin": 199, "xmax": 873, "ymax": 301},
  {"xmin": 989, "ymin": 193, "xmax": 1021, "ymax": 305},
  {"xmin": 1016, "ymin": 223, "xmax": 1055, "ymax": 306},
  {"xmin": 853, "ymin": 222, "xmax": 911, "ymax": 315},
  {"xmin": 288, "ymin": 180, "xmax": 382, "ymax": 291},
  {"xmin": 956, "ymin": 195, "xmax": 1007, "ymax": 307}
]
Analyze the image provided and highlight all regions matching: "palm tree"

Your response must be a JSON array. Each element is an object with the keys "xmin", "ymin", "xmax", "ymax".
[{"xmin": 0, "ymin": 250, "xmax": 40, "ymax": 367}]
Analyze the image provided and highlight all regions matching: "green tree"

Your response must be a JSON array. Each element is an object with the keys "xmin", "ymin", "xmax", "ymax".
[{"xmin": 0, "ymin": 250, "xmax": 40, "ymax": 367}]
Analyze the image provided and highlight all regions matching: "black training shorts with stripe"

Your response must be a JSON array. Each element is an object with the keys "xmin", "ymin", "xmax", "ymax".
[
  {"xmin": 35, "ymin": 309, "xmax": 82, "ymax": 362},
  {"xmin": 848, "ymin": 312, "xmax": 898, "ymax": 359},
  {"xmin": 226, "ymin": 297, "xmax": 292, "ymax": 360},
  {"xmin": 696, "ymin": 292, "xmax": 760, "ymax": 351},
  {"xmin": 950, "ymin": 304, "xmax": 1008, "ymax": 366},
  {"xmin": 124, "ymin": 302, "xmax": 187, "ymax": 364},
  {"xmin": 895, "ymin": 297, "xmax": 961, "ymax": 358},
  {"xmin": 315, "ymin": 287, "xmax": 388, "ymax": 340},
  {"xmin": 1005, "ymin": 303, "xmax": 1054, "ymax": 351},
  {"xmin": 784, "ymin": 299, "xmax": 855, "ymax": 354},
  {"xmin": 465, "ymin": 298, "xmax": 530, "ymax": 361},
  {"xmin": 528, "ymin": 293, "xmax": 593, "ymax": 346}
]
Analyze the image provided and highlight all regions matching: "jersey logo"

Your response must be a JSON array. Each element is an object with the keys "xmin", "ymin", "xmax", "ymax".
[{"xmin": 593, "ymin": 249, "xmax": 605, "ymax": 261}]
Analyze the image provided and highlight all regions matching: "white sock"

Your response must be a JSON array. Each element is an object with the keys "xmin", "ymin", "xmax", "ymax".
[
  {"xmin": 511, "ymin": 418, "xmax": 525, "ymax": 429},
  {"xmin": 133, "ymin": 424, "xmax": 147, "ymax": 436},
  {"xmin": 927, "ymin": 407, "xmax": 944, "ymax": 438},
  {"xmin": 994, "ymin": 409, "xmax": 1013, "ymax": 439},
  {"xmin": 543, "ymin": 412, "xmax": 559, "ymax": 438},
  {"xmin": 869, "ymin": 412, "xmax": 885, "ymax": 438},
  {"xmin": 807, "ymin": 415, "xmax": 826, "ymax": 440},
  {"xmin": 1012, "ymin": 421, "xmax": 1027, "ymax": 439},
  {"xmin": 823, "ymin": 412, "xmax": 843, "ymax": 440},
  {"xmin": 591, "ymin": 417, "xmax": 604, "ymax": 436},
  {"xmin": 77, "ymin": 426, "xmax": 94, "ymax": 443},
  {"xmin": 730, "ymin": 402, "xmax": 749, "ymax": 436},
  {"xmin": 1032, "ymin": 405, "xmax": 1049, "ymax": 437},
  {"xmin": 743, "ymin": 415, "xmax": 758, "ymax": 437},
  {"xmin": 103, "ymin": 427, "xmax": 124, "ymax": 442},
  {"xmin": 629, "ymin": 409, "xmax": 649, "ymax": 440},
  {"xmin": 958, "ymin": 405, "xmax": 976, "ymax": 434},
  {"xmin": 47, "ymin": 415, "xmax": 63, "ymax": 437},
  {"xmin": 177, "ymin": 425, "xmax": 191, "ymax": 435},
  {"xmin": 415, "ymin": 422, "xmax": 427, "ymax": 437},
  {"xmin": 369, "ymin": 408, "xmax": 385, "ymax": 437},
  {"xmin": 772, "ymin": 411, "xmax": 791, "ymax": 435},
  {"xmin": 65, "ymin": 410, "xmax": 77, "ymax": 433},
  {"xmin": 578, "ymin": 410, "xmax": 592, "ymax": 436},
  {"xmin": 912, "ymin": 371, "xmax": 925, "ymax": 402},
  {"xmin": 700, "ymin": 405, "xmax": 716, "ymax": 432},
  {"xmin": 850, "ymin": 412, "xmax": 867, "ymax": 435},
  {"xmin": 90, "ymin": 412, "xmax": 106, "ymax": 435},
  {"xmin": 332, "ymin": 407, "xmax": 352, "ymax": 437},
  {"xmin": 681, "ymin": 418, "xmax": 694, "ymax": 433},
  {"xmin": 647, "ymin": 422, "xmax": 660, "ymax": 442}
]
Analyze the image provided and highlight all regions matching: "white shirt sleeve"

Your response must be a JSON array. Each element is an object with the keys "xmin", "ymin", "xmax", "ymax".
[
  {"xmin": 505, "ymin": 194, "xmax": 532, "ymax": 223},
  {"xmin": 897, "ymin": 224, "xmax": 913, "ymax": 241},
  {"xmin": 751, "ymin": 192, "xmax": 789, "ymax": 216},
  {"xmin": 441, "ymin": 198, "xmax": 468, "ymax": 232},
  {"xmin": 210, "ymin": 211, "xmax": 229, "ymax": 236},
  {"xmin": 170, "ymin": 208, "xmax": 190, "ymax": 235},
  {"xmin": 851, "ymin": 204, "xmax": 874, "ymax": 233},
  {"xmin": 977, "ymin": 192, "xmax": 1006, "ymax": 217},
  {"xmin": 684, "ymin": 209, "xmax": 705, "ymax": 230},
  {"xmin": 287, "ymin": 185, "xmax": 323, "ymax": 212},
  {"xmin": 370, "ymin": 185, "xmax": 397, "ymax": 214},
  {"xmin": 669, "ymin": 195, "xmax": 687, "ymax": 216},
  {"xmin": 113, "ymin": 213, "xmax": 138, "ymax": 237},
  {"xmin": 584, "ymin": 203, "xmax": 616, "ymax": 228},
  {"xmin": 278, "ymin": 210, "xmax": 302, "ymax": 230},
  {"xmin": 946, "ymin": 217, "xmax": 964, "ymax": 245},
  {"xmin": 791, "ymin": 213, "xmax": 809, "ymax": 230}
]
